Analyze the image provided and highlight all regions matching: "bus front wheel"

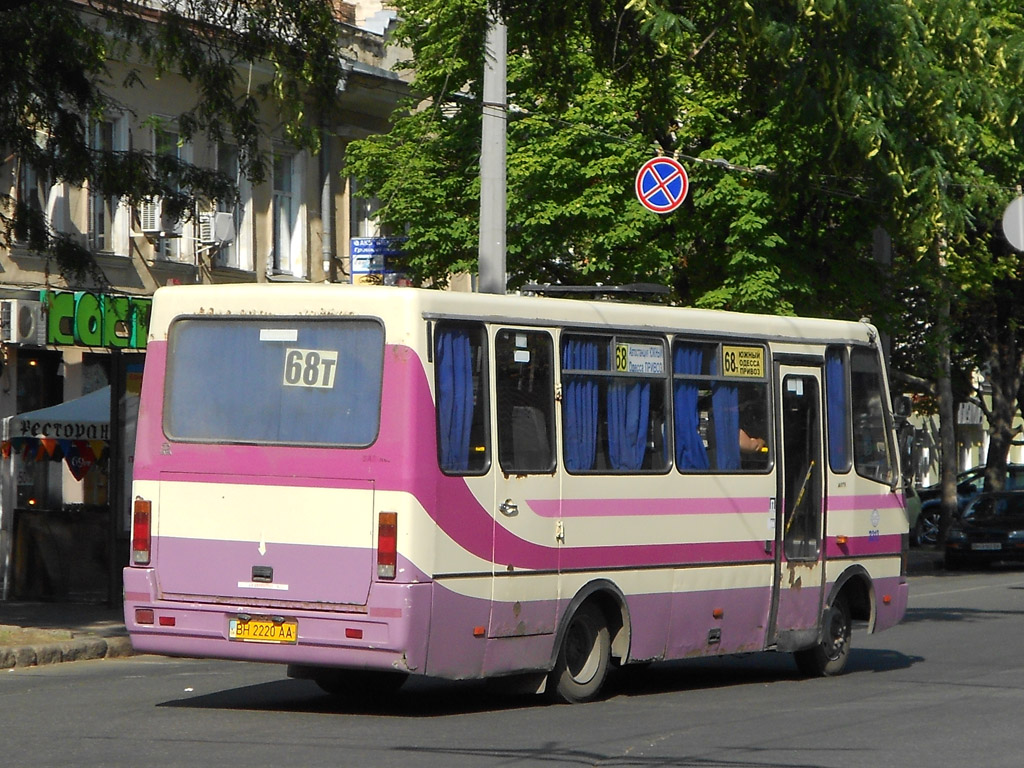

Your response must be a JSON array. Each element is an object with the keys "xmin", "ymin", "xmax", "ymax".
[
  {"xmin": 794, "ymin": 594, "xmax": 851, "ymax": 677},
  {"xmin": 548, "ymin": 602, "xmax": 611, "ymax": 704}
]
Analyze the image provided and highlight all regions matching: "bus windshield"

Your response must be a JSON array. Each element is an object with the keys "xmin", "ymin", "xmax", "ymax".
[{"xmin": 164, "ymin": 317, "xmax": 384, "ymax": 446}]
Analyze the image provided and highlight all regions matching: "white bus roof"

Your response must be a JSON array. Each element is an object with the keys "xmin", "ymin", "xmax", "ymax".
[{"xmin": 145, "ymin": 283, "xmax": 878, "ymax": 347}]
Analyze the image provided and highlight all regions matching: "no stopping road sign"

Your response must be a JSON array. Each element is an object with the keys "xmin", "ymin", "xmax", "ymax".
[{"xmin": 635, "ymin": 157, "xmax": 689, "ymax": 214}]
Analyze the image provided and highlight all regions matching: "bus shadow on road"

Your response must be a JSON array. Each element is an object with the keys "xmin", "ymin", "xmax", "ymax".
[
  {"xmin": 157, "ymin": 676, "xmax": 542, "ymax": 717},
  {"xmin": 157, "ymin": 648, "xmax": 920, "ymax": 716},
  {"xmin": 607, "ymin": 647, "xmax": 919, "ymax": 699},
  {"xmin": 901, "ymin": 605, "xmax": 1024, "ymax": 624}
]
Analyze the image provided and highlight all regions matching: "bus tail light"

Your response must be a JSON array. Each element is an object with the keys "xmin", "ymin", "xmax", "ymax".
[
  {"xmin": 132, "ymin": 498, "xmax": 152, "ymax": 565},
  {"xmin": 377, "ymin": 512, "xmax": 397, "ymax": 579}
]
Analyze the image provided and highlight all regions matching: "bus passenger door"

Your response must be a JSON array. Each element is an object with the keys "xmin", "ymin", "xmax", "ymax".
[
  {"xmin": 769, "ymin": 365, "xmax": 826, "ymax": 649},
  {"xmin": 489, "ymin": 327, "xmax": 561, "ymax": 640}
]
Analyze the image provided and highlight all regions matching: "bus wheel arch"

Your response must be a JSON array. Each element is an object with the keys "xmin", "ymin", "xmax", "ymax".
[
  {"xmin": 793, "ymin": 567, "xmax": 871, "ymax": 678},
  {"xmin": 547, "ymin": 581, "xmax": 630, "ymax": 703},
  {"xmin": 830, "ymin": 565, "xmax": 874, "ymax": 630}
]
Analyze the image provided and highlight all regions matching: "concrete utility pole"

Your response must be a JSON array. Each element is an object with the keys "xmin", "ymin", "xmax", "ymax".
[{"xmin": 477, "ymin": 3, "xmax": 507, "ymax": 295}]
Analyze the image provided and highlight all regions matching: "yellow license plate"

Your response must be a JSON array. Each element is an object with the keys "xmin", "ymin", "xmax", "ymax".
[{"xmin": 229, "ymin": 617, "xmax": 298, "ymax": 644}]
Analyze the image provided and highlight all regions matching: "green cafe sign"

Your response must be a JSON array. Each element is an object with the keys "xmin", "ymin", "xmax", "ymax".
[{"xmin": 41, "ymin": 290, "xmax": 151, "ymax": 349}]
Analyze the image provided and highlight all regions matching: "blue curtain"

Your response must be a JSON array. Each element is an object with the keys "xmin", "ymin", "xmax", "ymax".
[
  {"xmin": 562, "ymin": 340, "xmax": 599, "ymax": 471},
  {"xmin": 673, "ymin": 344, "xmax": 710, "ymax": 470},
  {"xmin": 608, "ymin": 379, "xmax": 650, "ymax": 470},
  {"xmin": 826, "ymin": 349, "xmax": 849, "ymax": 470},
  {"xmin": 711, "ymin": 353, "xmax": 740, "ymax": 469},
  {"xmin": 436, "ymin": 328, "xmax": 474, "ymax": 472}
]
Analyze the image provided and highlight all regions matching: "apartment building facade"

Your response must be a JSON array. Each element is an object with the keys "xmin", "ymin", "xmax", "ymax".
[{"xmin": 0, "ymin": 1, "xmax": 406, "ymax": 600}]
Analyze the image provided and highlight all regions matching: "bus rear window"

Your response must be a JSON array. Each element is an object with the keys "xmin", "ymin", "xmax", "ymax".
[{"xmin": 164, "ymin": 318, "xmax": 384, "ymax": 446}]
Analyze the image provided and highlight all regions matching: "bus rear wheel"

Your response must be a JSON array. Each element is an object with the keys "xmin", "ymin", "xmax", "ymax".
[
  {"xmin": 794, "ymin": 594, "xmax": 851, "ymax": 677},
  {"xmin": 548, "ymin": 603, "xmax": 611, "ymax": 704}
]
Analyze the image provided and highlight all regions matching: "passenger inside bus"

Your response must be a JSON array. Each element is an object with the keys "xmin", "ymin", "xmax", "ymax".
[{"xmin": 739, "ymin": 428, "xmax": 766, "ymax": 453}]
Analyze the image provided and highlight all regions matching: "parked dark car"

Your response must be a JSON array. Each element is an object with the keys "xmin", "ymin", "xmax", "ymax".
[
  {"xmin": 914, "ymin": 465, "xmax": 1024, "ymax": 547},
  {"xmin": 944, "ymin": 491, "xmax": 1024, "ymax": 569}
]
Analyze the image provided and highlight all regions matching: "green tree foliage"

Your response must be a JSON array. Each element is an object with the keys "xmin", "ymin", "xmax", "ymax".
[
  {"xmin": 347, "ymin": 0, "xmax": 681, "ymax": 290},
  {"xmin": 1, "ymin": 0, "xmax": 347, "ymax": 280},
  {"xmin": 347, "ymin": 0, "xmax": 1024, "ymax": 326}
]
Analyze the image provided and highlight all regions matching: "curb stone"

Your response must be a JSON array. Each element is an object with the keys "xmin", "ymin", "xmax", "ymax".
[{"xmin": 1, "ymin": 636, "xmax": 135, "ymax": 670}]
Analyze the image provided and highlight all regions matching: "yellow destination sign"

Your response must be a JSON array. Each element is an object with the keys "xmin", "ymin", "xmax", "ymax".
[{"xmin": 721, "ymin": 345, "xmax": 765, "ymax": 378}]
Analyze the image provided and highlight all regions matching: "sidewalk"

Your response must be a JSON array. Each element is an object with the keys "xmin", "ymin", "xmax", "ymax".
[
  {"xmin": 0, "ymin": 548, "xmax": 944, "ymax": 671},
  {"xmin": 0, "ymin": 601, "xmax": 135, "ymax": 670}
]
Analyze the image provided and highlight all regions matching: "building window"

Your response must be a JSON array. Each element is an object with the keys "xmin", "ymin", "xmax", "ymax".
[
  {"xmin": 14, "ymin": 137, "xmax": 61, "ymax": 242},
  {"xmin": 271, "ymin": 151, "xmax": 303, "ymax": 277},
  {"xmin": 152, "ymin": 128, "xmax": 186, "ymax": 262},
  {"xmin": 88, "ymin": 119, "xmax": 125, "ymax": 254},
  {"xmin": 212, "ymin": 144, "xmax": 251, "ymax": 271}
]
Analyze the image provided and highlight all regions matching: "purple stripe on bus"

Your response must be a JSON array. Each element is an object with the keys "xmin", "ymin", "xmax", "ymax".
[
  {"xmin": 825, "ymin": 533, "xmax": 903, "ymax": 559},
  {"xmin": 528, "ymin": 496, "xmax": 773, "ymax": 518},
  {"xmin": 827, "ymin": 495, "xmax": 905, "ymax": 512}
]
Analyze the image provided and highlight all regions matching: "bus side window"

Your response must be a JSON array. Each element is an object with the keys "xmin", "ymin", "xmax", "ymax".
[
  {"xmin": 561, "ymin": 333, "xmax": 669, "ymax": 474},
  {"xmin": 496, "ymin": 329, "xmax": 556, "ymax": 473},
  {"xmin": 825, "ymin": 347, "xmax": 852, "ymax": 473},
  {"xmin": 673, "ymin": 340, "xmax": 770, "ymax": 472},
  {"xmin": 435, "ymin": 322, "xmax": 489, "ymax": 475},
  {"xmin": 850, "ymin": 347, "xmax": 895, "ymax": 485}
]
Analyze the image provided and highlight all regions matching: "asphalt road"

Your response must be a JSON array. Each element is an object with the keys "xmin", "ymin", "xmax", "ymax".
[{"xmin": 4, "ymin": 567, "xmax": 1024, "ymax": 768}]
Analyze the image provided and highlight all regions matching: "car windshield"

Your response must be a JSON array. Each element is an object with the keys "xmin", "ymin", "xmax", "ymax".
[{"xmin": 963, "ymin": 494, "xmax": 1024, "ymax": 521}]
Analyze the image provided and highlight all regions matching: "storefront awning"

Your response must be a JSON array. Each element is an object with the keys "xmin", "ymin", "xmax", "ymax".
[{"xmin": 1, "ymin": 386, "xmax": 111, "ymax": 442}]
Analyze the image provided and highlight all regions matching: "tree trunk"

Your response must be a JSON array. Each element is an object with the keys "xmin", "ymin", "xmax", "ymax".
[
  {"xmin": 936, "ymin": 292, "xmax": 958, "ymax": 546},
  {"xmin": 984, "ymin": 333, "xmax": 1022, "ymax": 492}
]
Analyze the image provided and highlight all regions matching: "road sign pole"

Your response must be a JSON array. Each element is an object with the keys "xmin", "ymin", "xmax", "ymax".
[{"xmin": 478, "ymin": 3, "xmax": 507, "ymax": 295}]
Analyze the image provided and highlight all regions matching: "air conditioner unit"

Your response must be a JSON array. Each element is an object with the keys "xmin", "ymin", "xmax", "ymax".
[
  {"xmin": 198, "ymin": 211, "xmax": 236, "ymax": 245},
  {"xmin": 0, "ymin": 300, "xmax": 46, "ymax": 346}
]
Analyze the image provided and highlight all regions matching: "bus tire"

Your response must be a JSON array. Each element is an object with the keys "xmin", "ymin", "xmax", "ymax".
[
  {"xmin": 548, "ymin": 602, "xmax": 611, "ymax": 704},
  {"xmin": 794, "ymin": 594, "xmax": 851, "ymax": 677}
]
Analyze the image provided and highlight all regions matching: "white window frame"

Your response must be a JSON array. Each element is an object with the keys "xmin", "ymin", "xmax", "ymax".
[
  {"xmin": 270, "ymin": 149, "xmax": 305, "ymax": 278},
  {"xmin": 152, "ymin": 126, "xmax": 193, "ymax": 263},
  {"xmin": 14, "ymin": 132, "xmax": 67, "ymax": 242},
  {"xmin": 212, "ymin": 144, "xmax": 253, "ymax": 272},
  {"xmin": 88, "ymin": 116, "xmax": 129, "ymax": 256}
]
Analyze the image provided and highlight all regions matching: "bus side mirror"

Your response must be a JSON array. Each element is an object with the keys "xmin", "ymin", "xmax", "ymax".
[{"xmin": 892, "ymin": 394, "xmax": 912, "ymax": 421}]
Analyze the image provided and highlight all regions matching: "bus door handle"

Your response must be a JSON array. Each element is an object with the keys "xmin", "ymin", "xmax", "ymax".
[{"xmin": 499, "ymin": 499, "xmax": 519, "ymax": 517}]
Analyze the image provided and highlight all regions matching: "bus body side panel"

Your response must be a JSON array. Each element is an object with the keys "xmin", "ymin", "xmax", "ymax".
[{"xmin": 825, "ymin": 490, "xmax": 909, "ymax": 632}]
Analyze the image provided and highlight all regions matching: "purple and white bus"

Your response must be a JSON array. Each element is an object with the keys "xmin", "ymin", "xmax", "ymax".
[{"xmin": 124, "ymin": 284, "xmax": 909, "ymax": 702}]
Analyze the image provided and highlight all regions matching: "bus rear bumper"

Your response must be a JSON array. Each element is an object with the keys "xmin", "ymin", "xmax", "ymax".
[{"xmin": 122, "ymin": 567, "xmax": 432, "ymax": 674}]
